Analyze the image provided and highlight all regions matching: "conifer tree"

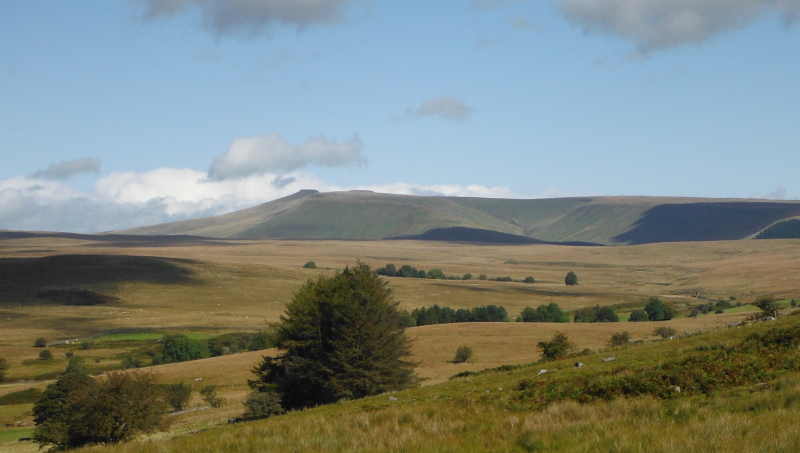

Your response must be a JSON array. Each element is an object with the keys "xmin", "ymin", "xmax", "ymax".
[{"xmin": 250, "ymin": 263, "xmax": 417, "ymax": 410}]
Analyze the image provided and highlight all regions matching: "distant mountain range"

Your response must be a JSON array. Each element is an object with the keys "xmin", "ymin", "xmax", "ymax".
[{"xmin": 117, "ymin": 190, "xmax": 800, "ymax": 245}]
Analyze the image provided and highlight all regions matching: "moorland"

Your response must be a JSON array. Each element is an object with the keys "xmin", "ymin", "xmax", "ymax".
[{"xmin": 2, "ymin": 194, "xmax": 800, "ymax": 451}]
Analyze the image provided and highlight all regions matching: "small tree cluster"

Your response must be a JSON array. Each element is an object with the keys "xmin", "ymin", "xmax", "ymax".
[
  {"xmin": 162, "ymin": 335, "xmax": 211, "ymax": 363},
  {"xmin": 574, "ymin": 305, "xmax": 619, "ymax": 323},
  {"xmin": 207, "ymin": 331, "xmax": 272, "ymax": 356},
  {"xmin": 537, "ymin": 332, "xmax": 573, "ymax": 361},
  {"xmin": 302, "ymin": 261, "xmax": 317, "ymax": 269},
  {"xmin": 412, "ymin": 304, "xmax": 508, "ymax": 326},
  {"xmin": 517, "ymin": 303, "xmax": 569, "ymax": 323},
  {"xmin": 375, "ymin": 263, "xmax": 429, "ymax": 279},
  {"xmin": 33, "ymin": 369, "xmax": 169, "ymax": 450},
  {"xmin": 644, "ymin": 297, "xmax": 676, "ymax": 321},
  {"xmin": 754, "ymin": 296, "xmax": 779, "ymax": 317}
]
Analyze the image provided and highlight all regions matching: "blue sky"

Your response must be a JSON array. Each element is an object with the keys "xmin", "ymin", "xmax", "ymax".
[{"xmin": 1, "ymin": 0, "xmax": 799, "ymax": 233}]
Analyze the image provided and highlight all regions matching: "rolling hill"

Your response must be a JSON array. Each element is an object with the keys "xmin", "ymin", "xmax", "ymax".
[{"xmin": 119, "ymin": 190, "xmax": 800, "ymax": 245}]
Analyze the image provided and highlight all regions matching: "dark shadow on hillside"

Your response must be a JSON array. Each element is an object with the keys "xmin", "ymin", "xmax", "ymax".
[
  {"xmin": 0, "ymin": 231, "xmax": 235, "ymax": 247},
  {"xmin": 0, "ymin": 254, "xmax": 196, "ymax": 305},
  {"xmin": 391, "ymin": 227, "xmax": 601, "ymax": 246},
  {"xmin": 613, "ymin": 202, "xmax": 800, "ymax": 245}
]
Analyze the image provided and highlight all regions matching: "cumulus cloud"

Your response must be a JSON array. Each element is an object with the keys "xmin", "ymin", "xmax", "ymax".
[
  {"xmin": 403, "ymin": 96, "xmax": 473, "ymax": 122},
  {"xmin": 554, "ymin": 0, "xmax": 800, "ymax": 51},
  {"xmin": 135, "ymin": 0, "xmax": 353, "ymax": 36},
  {"xmin": 208, "ymin": 133, "xmax": 365, "ymax": 180},
  {"xmin": 32, "ymin": 158, "xmax": 101, "ymax": 180}
]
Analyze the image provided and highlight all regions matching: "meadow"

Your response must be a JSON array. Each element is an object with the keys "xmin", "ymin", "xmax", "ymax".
[{"xmin": 1, "ymin": 236, "xmax": 799, "ymax": 451}]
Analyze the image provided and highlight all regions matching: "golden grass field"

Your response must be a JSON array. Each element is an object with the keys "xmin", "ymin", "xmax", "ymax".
[{"xmin": 1, "ymin": 236, "xmax": 800, "ymax": 451}]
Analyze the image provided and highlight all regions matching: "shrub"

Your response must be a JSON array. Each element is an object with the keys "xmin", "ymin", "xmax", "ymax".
[
  {"xmin": 523, "ymin": 276, "xmax": 535, "ymax": 284},
  {"xmin": 162, "ymin": 382, "xmax": 192, "ymax": 412},
  {"xmin": 121, "ymin": 356, "xmax": 142, "ymax": 369},
  {"xmin": 628, "ymin": 309, "xmax": 649, "ymax": 322},
  {"xmin": 453, "ymin": 346, "xmax": 473, "ymax": 363},
  {"xmin": 427, "ymin": 269, "xmax": 446, "ymax": 279},
  {"xmin": 200, "ymin": 385, "xmax": 225, "ymax": 408},
  {"xmin": 564, "ymin": 271, "xmax": 578, "ymax": 286},
  {"xmin": 462, "ymin": 273, "xmax": 473, "ymax": 280},
  {"xmin": 715, "ymin": 299, "xmax": 732, "ymax": 310},
  {"xmin": 34, "ymin": 337, "xmax": 47, "ymax": 348},
  {"xmin": 609, "ymin": 331, "xmax": 631, "ymax": 347},
  {"xmin": 653, "ymin": 326, "xmax": 678, "ymax": 339},
  {"xmin": 644, "ymin": 297, "xmax": 676, "ymax": 321},
  {"xmin": 33, "ymin": 370, "xmax": 169, "ymax": 450},
  {"xmin": 302, "ymin": 261, "xmax": 317, "ymax": 269},
  {"xmin": 242, "ymin": 390, "xmax": 284, "ymax": 421},
  {"xmin": 537, "ymin": 332, "xmax": 573, "ymax": 361},
  {"xmin": 478, "ymin": 274, "xmax": 487, "ymax": 280},
  {"xmin": 39, "ymin": 350, "xmax": 53, "ymax": 361},
  {"xmin": 80, "ymin": 341, "xmax": 94, "ymax": 350},
  {"xmin": 248, "ymin": 331, "xmax": 272, "ymax": 351},
  {"xmin": 754, "ymin": 296, "xmax": 779, "ymax": 316}
]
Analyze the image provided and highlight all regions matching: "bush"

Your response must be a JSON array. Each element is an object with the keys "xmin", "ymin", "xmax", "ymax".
[
  {"xmin": 80, "ymin": 341, "xmax": 94, "ymax": 350},
  {"xmin": 523, "ymin": 276, "xmax": 535, "ymax": 284},
  {"xmin": 715, "ymin": 299, "xmax": 732, "ymax": 310},
  {"xmin": 121, "ymin": 356, "xmax": 142, "ymax": 369},
  {"xmin": 564, "ymin": 271, "xmax": 578, "ymax": 286},
  {"xmin": 609, "ymin": 331, "xmax": 631, "ymax": 347},
  {"xmin": 537, "ymin": 332, "xmax": 573, "ymax": 361},
  {"xmin": 462, "ymin": 273, "xmax": 473, "ymax": 280},
  {"xmin": 0, "ymin": 357, "xmax": 7, "ymax": 382},
  {"xmin": 628, "ymin": 309, "xmax": 649, "ymax": 322},
  {"xmin": 39, "ymin": 350, "xmax": 53, "ymax": 361},
  {"xmin": 248, "ymin": 331, "xmax": 272, "ymax": 351},
  {"xmin": 162, "ymin": 335, "xmax": 211, "ymax": 363},
  {"xmin": 162, "ymin": 382, "xmax": 192, "ymax": 412},
  {"xmin": 644, "ymin": 297, "xmax": 676, "ymax": 321},
  {"xmin": 653, "ymin": 326, "xmax": 678, "ymax": 339},
  {"xmin": 34, "ymin": 337, "xmax": 47, "ymax": 348},
  {"xmin": 453, "ymin": 346, "xmax": 473, "ymax": 363},
  {"xmin": 200, "ymin": 385, "xmax": 225, "ymax": 408},
  {"xmin": 33, "ymin": 370, "xmax": 169, "ymax": 450},
  {"xmin": 302, "ymin": 261, "xmax": 317, "ymax": 269},
  {"xmin": 242, "ymin": 390, "xmax": 284, "ymax": 421},
  {"xmin": 754, "ymin": 296, "xmax": 779, "ymax": 316}
]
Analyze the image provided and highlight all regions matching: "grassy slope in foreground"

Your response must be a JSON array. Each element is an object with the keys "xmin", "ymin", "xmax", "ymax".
[{"xmin": 82, "ymin": 315, "xmax": 800, "ymax": 453}]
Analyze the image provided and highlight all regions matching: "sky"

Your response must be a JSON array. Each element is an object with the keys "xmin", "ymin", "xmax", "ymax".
[{"xmin": 1, "ymin": 0, "xmax": 799, "ymax": 233}]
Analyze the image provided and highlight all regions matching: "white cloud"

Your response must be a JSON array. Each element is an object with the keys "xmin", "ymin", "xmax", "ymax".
[
  {"xmin": 0, "ymin": 168, "xmax": 526, "ymax": 233},
  {"xmin": 403, "ymin": 96, "xmax": 473, "ymax": 122},
  {"xmin": 208, "ymin": 133, "xmax": 365, "ymax": 180},
  {"xmin": 33, "ymin": 158, "xmax": 101, "ymax": 180},
  {"xmin": 554, "ymin": 0, "xmax": 800, "ymax": 51},
  {"xmin": 135, "ymin": 0, "xmax": 353, "ymax": 37}
]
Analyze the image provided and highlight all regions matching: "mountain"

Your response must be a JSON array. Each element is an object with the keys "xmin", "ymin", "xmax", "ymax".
[{"xmin": 118, "ymin": 190, "xmax": 800, "ymax": 245}]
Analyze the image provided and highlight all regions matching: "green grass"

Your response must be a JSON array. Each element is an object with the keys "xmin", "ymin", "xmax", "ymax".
[{"xmin": 0, "ymin": 429, "xmax": 34, "ymax": 444}]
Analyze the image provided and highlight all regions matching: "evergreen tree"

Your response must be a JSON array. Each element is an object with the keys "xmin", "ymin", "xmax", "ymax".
[{"xmin": 249, "ymin": 263, "xmax": 417, "ymax": 410}]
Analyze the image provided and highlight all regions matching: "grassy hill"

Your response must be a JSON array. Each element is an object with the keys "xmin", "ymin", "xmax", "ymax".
[{"xmin": 118, "ymin": 190, "xmax": 800, "ymax": 245}]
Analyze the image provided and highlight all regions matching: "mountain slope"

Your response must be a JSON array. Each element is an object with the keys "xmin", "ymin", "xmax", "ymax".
[{"xmin": 118, "ymin": 190, "xmax": 800, "ymax": 245}]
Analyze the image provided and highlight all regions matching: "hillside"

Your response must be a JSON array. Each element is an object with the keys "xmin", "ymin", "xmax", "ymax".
[{"xmin": 119, "ymin": 190, "xmax": 800, "ymax": 245}]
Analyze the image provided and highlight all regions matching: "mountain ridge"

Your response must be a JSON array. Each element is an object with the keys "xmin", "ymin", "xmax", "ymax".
[{"xmin": 117, "ymin": 190, "xmax": 800, "ymax": 245}]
